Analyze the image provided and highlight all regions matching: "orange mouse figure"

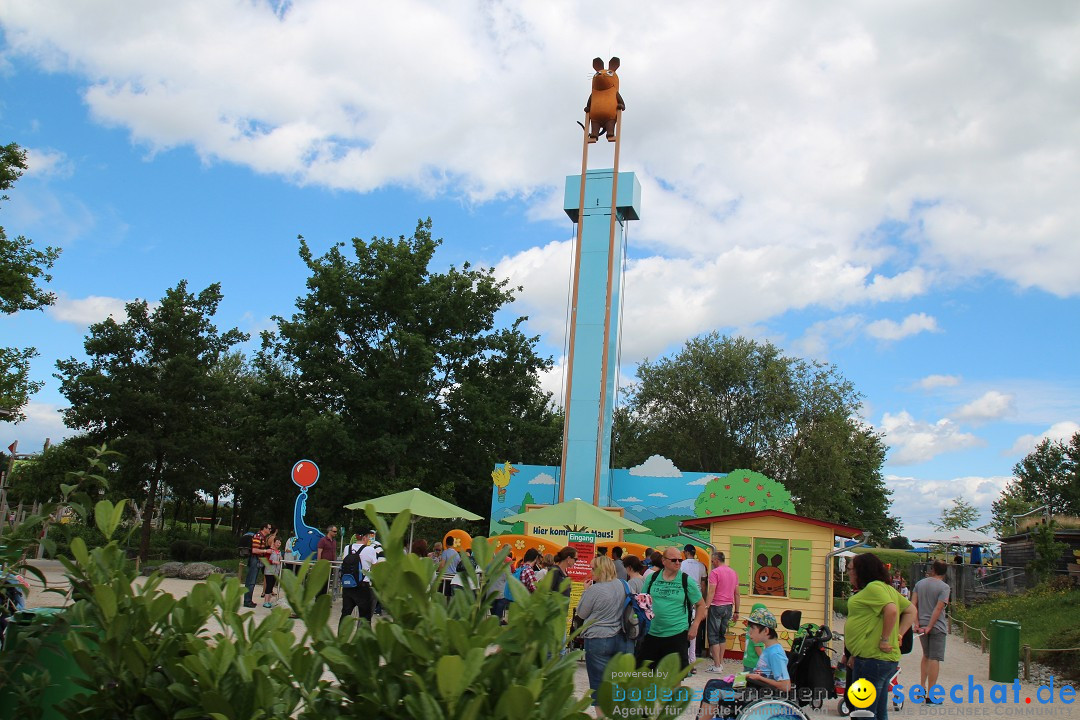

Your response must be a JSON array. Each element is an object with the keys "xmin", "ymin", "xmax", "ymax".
[{"xmin": 584, "ymin": 56, "xmax": 625, "ymax": 143}]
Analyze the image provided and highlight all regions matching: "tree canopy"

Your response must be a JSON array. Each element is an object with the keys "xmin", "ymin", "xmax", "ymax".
[
  {"xmin": 992, "ymin": 431, "xmax": 1080, "ymax": 535},
  {"xmin": 932, "ymin": 497, "xmax": 980, "ymax": 531},
  {"xmin": 1, "ymin": 142, "xmax": 61, "ymax": 421},
  {"xmin": 248, "ymin": 219, "xmax": 561, "ymax": 528},
  {"xmin": 56, "ymin": 281, "xmax": 248, "ymax": 560},
  {"xmin": 613, "ymin": 333, "xmax": 899, "ymax": 542}
]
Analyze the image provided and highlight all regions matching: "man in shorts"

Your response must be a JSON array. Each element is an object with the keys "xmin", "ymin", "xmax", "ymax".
[
  {"xmin": 911, "ymin": 560, "xmax": 950, "ymax": 702},
  {"xmin": 705, "ymin": 550, "xmax": 740, "ymax": 673},
  {"xmin": 637, "ymin": 547, "xmax": 707, "ymax": 671}
]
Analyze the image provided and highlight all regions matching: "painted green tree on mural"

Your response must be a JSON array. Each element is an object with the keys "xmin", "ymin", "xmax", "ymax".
[{"xmin": 693, "ymin": 469, "xmax": 795, "ymax": 517}]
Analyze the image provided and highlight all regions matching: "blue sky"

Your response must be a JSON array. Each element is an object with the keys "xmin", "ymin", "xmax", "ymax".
[{"xmin": 1, "ymin": 2, "xmax": 1078, "ymax": 541}]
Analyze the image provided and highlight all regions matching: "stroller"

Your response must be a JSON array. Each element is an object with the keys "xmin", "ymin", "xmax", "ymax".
[{"xmin": 779, "ymin": 610, "xmax": 837, "ymax": 709}]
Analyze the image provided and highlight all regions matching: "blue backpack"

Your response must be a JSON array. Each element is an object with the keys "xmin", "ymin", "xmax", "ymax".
[
  {"xmin": 620, "ymin": 579, "xmax": 650, "ymax": 641},
  {"xmin": 504, "ymin": 565, "xmax": 526, "ymax": 601}
]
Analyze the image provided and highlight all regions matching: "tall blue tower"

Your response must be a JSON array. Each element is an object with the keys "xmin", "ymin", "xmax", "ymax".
[{"xmin": 559, "ymin": 169, "xmax": 641, "ymax": 506}]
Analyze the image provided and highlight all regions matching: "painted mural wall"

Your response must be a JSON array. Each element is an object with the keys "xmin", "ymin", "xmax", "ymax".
[{"xmin": 489, "ymin": 456, "xmax": 796, "ymax": 549}]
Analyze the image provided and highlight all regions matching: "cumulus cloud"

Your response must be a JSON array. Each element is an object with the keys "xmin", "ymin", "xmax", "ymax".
[
  {"xmin": 880, "ymin": 410, "xmax": 984, "ymax": 465},
  {"xmin": 953, "ymin": 390, "xmax": 1016, "ymax": 424},
  {"xmin": 0, "ymin": 401, "xmax": 71, "ymax": 449},
  {"xmin": 865, "ymin": 313, "xmax": 940, "ymax": 341},
  {"xmin": 629, "ymin": 455, "xmax": 682, "ymax": 477},
  {"xmin": 886, "ymin": 473, "xmax": 1012, "ymax": 540},
  {"xmin": 1008, "ymin": 421, "xmax": 1080, "ymax": 456},
  {"xmin": 46, "ymin": 293, "xmax": 130, "ymax": 325},
  {"xmin": 1, "ymin": 1, "xmax": 1076, "ymax": 368},
  {"xmin": 23, "ymin": 147, "xmax": 73, "ymax": 178},
  {"xmin": 529, "ymin": 472, "xmax": 556, "ymax": 485},
  {"xmin": 687, "ymin": 474, "xmax": 718, "ymax": 486},
  {"xmin": 916, "ymin": 374, "xmax": 961, "ymax": 390},
  {"xmin": 617, "ymin": 496, "xmax": 643, "ymax": 503},
  {"xmin": 647, "ymin": 492, "xmax": 668, "ymax": 498}
]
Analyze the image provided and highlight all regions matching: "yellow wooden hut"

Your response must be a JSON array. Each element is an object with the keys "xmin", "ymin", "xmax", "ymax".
[{"xmin": 681, "ymin": 510, "xmax": 862, "ymax": 654}]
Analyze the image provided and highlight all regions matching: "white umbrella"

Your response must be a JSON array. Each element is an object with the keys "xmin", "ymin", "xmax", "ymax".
[{"xmin": 911, "ymin": 528, "xmax": 999, "ymax": 545}]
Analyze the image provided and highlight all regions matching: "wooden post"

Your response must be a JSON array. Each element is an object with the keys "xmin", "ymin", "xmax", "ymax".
[
  {"xmin": 1023, "ymin": 645, "xmax": 1031, "ymax": 682},
  {"xmin": 981, "ymin": 632, "xmax": 987, "ymax": 654}
]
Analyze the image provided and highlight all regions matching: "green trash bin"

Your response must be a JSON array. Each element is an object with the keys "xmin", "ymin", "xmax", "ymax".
[
  {"xmin": 0, "ymin": 607, "xmax": 92, "ymax": 719},
  {"xmin": 988, "ymin": 619, "xmax": 1021, "ymax": 682}
]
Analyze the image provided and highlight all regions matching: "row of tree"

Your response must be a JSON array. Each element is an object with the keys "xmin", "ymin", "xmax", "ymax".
[{"xmin": 4, "ymin": 140, "xmax": 904, "ymax": 559}]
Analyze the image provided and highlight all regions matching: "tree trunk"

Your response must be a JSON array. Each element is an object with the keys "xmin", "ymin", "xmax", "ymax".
[
  {"xmin": 210, "ymin": 490, "xmax": 220, "ymax": 546},
  {"xmin": 139, "ymin": 453, "xmax": 165, "ymax": 563}
]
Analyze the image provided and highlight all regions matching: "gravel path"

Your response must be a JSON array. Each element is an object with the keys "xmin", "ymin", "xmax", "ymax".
[{"xmin": 19, "ymin": 562, "xmax": 1080, "ymax": 719}]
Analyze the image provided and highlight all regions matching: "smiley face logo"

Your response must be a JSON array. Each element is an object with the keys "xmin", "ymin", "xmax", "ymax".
[{"xmin": 848, "ymin": 678, "xmax": 877, "ymax": 709}]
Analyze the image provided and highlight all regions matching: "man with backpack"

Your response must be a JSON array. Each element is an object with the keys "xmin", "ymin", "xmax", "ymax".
[
  {"xmin": 637, "ymin": 546, "xmax": 707, "ymax": 671},
  {"xmin": 243, "ymin": 523, "xmax": 274, "ymax": 608},
  {"xmin": 356, "ymin": 529, "xmax": 386, "ymax": 621},
  {"xmin": 338, "ymin": 532, "xmax": 367, "ymax": 626}
]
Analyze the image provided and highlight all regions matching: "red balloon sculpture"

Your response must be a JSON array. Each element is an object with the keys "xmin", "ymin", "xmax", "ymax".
[{"xmin": 291, "ymin": 459, "xmax": 320, "ymax": 490}]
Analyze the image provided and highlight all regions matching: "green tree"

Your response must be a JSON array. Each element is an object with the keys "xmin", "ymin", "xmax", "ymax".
[
  {"xmin": 1, "ymin": 142, "xmax": 61, "ymax": 421},
  {"xmin": 888, "ymin": 535, "xmax": 914, "ymax": 550},
  {"xmin": 5, "ymin": 436, "xmax": 95, "ymax": 504},
  {"xmin": 1027, "ymin": 518, "xmax": 1069, "ymax": 585},
  {"xmin": 990, "ymin": 484, "xmax": 1037, "ymax": 538},
  {"xmin": 1002, "ymin": 433, "xmax": 1080, "ymax": 518},
  {"xmin": 258, "ymin": 219, "xmax": 560, "ymax": 523},
  {"xmin": 55, "ymin": 280, "xmax": 247, "ymax": 560},
  {"xmin": 932, "ymin": 497, "xmax": 980, "ymax": 531},
  {"xmin": 613, "ymin": 334, "xmax": 898, "ymax": 538}
]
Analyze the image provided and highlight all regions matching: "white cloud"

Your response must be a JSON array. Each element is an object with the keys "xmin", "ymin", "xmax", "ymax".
[
  {"xmin": 687, "ymin": 475, "xmax": 718, "ymax": 486},
  {"xmin": 886, "ymin": 473, "xmax": 1012, "ymax": 540},
  {"xmin": 953, "ymin": 391, "xmax": 1016, "ymax": 424},
  {"xmin": 1008, "ymin": 421, "xmax": 1080, "ymax": 456},
  {"xmin": 617, "ymin": 496, "xmax": 643, "ymax": 503},
  {"xmin": 865, "ymin": 313, "xmax": 940, "ymax": 341},
  {"xmin": 528, "ymin": 472, "xmax": 556, "ymax": 486},
  {"xmin": 880, "ymin": 410, "xmax": 983, "ymax": 465},
  {"xmin": 23, "ymin": 147, "xmax": 73, "ymax": 178},
  {"xmin": 46, "ymin": 293, "xmax": 129, "ymax": 326},
  {"xmin": 0, "ymin": 401, "xmax": 71, "ymax": 450},
  {"xmin": 916, "ymin": 374, "xmax": 961, "ymax": 390},
  {"xmin": 647, "ymin": 492, "xmax": 668, "ymax": 498},
  {"xmin": 628, "ymin": 455, "xmax": 682, "ymax": 477},
  {"xmin": 0, "ymin": 1, "xmax": 1075, "ymax": 368}
]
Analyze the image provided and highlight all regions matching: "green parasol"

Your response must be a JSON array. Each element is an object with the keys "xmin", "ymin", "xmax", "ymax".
[{"xmin": 500, "ymin": 498, "xmax": 650, "ymax": 533}]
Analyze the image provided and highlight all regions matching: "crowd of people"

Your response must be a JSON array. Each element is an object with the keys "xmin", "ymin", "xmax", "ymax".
[{"xmin": 242, "ymin": 527, "xmax": 951, "ymax": 720}]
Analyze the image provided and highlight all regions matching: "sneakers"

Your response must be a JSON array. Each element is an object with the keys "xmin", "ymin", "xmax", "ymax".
[
  {"xmin": 263, "ymin": 602, "xmax": 273, "ymax": 608},
  {"xmin": 706, "ymin": 665, "xmax": 725, "ymax": 674},
  {"xmin": 243, "ymin": 601, "xmax": 257, "ymax": 608}
]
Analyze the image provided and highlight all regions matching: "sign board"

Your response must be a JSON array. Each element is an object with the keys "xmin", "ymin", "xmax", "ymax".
[{"xmin": 522, "ymin": 505, "xmax": 625, "ymax": 543}]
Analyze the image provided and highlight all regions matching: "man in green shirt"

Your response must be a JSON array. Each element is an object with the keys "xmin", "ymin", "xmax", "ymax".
[{"xmin": 638, "ymin": 547, "xmax": 707, "ymax": 671}]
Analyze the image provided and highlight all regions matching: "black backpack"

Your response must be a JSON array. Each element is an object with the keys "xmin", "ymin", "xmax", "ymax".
[
  {"xmin": 238, "ymin": 532, "xmax": 256, "ymax": 559},
  {"xmin": 340, "ymin": 544, "xmax": 364, "ymax": 588}
]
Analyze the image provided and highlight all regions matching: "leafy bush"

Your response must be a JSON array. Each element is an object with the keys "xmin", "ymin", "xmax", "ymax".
[
  {"xmin": 1041, "ymin": 627, "xmax": 1080, "ymax": 682},
  {"xmin": 7, "ymin": 497, "xmax": 690, "ymax": 718},
  {"xmin": 168, "ymin": 539, "xmax": 190, "ymax": 561},
  {"xmin": 833, "ymin": 598, "xmax": 848, "ymax": 617}
]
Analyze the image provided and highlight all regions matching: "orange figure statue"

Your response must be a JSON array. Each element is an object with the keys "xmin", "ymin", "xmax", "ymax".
[{"xmin": 584, "ymin": 56, "xmax": 625, "ymax": 143}]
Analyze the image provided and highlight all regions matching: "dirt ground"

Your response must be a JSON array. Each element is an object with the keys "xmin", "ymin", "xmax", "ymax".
[{"xmin": 20, "ymin": 560, "xmax": 1080, "ymax": 719}]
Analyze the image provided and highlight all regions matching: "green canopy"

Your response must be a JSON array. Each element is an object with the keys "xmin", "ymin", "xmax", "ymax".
[
  {"xmin": 500, "ymin": 498, "xmax": 650, "ymax": 533},
  {"xmin": 344, "ymin": 488, "xmax": 483, "ymax": 548}
]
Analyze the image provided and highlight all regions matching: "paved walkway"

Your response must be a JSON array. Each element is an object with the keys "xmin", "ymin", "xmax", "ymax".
[{"xmin": 20, "ymin": 562, "xmax": 1080, "ymax": 719}]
